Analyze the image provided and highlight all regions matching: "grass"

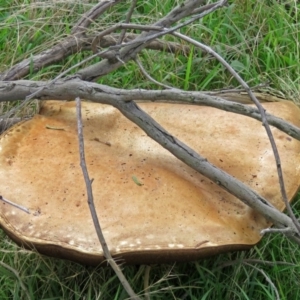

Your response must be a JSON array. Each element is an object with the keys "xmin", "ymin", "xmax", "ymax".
[{"xmin": 0, "ymin": 0, "xmax": 300, "ymax": 299}]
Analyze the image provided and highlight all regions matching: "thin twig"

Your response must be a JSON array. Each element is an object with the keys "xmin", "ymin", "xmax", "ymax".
[
  {"xmin": 1, "ymin": 1, "xmax": 223, "ymax": 82},
  {"xmin": 0, "ymin": 195, "xmax": 30, "ymax": 214},
  {"xmin": 1, "ymin": 50, "xmax": 106, "ymax": 120},
  {"xmin": 135, "ymin": 56, "xmax": 178, "ymax": 90},
  {"xmin": 261, "ymin": 227, "xmax": 295, "ymax": 235},
  {"xmin": 91, "ymin": 23, "xmax": 165, "ymax": 54},
  {"xmin": 1, "ymin": 1, "xmax": 121, "ymax": 82},
  {"xmin": 108, "ymin": 0, "xmax": 225, "ymax": 51},
  {"xmin": 78, "ymin": 0, "xmax": 225, "ymax": 80},
  {"xmin": 118, "ymin": 0, "xmax": 138, "ymax": 44},
  {"xmin": 263, "ymin": 223, "xmax": 300, "ymax": 244},
  {"xmin": 1, "ymin": 0, "xmax": 117, "ymax": 116},
  {"xmin": 75, "ymin": 97, "xmax": 141, "ymax": 300},
  {"xmin": 172, "ymin": 31, "xmax": 300, "ymax": 234},
  {"xmin": 99, "ymin": 33, "xmax": 190, "ymax": 55},
  {"xmin": 2, "ymin": 80, "xmax": 300, "ymax": 141},
  {"xmin": 5, "ymin": 22, "xmax": 174, "ymax": 120},
  {"xmin": 72, "ymin": 0, "xmax": 122, "ymax": 34},
  {"xmin": 192, "ymin": 1, "xmax": 227, "ymax": 14},
  {"xmin": 111, "ymin": 100, "xmax": 298, "ymax": 234}
]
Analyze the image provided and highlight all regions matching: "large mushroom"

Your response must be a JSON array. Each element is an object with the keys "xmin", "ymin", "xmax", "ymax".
[{"xmin": 0, "ymin": 99, "xmax": 299, "ymax": 265}]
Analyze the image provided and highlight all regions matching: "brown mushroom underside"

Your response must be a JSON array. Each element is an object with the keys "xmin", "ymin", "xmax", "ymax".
[{"xmin": 0, "ymin": 100, "xmax": 300, "ymax": 265}]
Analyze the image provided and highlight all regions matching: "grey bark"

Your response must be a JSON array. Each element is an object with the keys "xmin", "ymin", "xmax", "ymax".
[
  {"xmin": 1, "ymin": 79, "xmax": 299, "ymax": 141},
  {"xmin": 0, "ymin": 78, "xmax": 299, "ymax": 234}
]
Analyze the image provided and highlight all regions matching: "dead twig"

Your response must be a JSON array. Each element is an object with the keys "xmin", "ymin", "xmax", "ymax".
[
  {"xmin": 0, "ymin": 1, "xmax": 121, "ymax": 81},
  {"xmin": 1, "ymin": 80, "xmax": 300, "ymax": 141},
  {"xmin": 93, "ymin": 33, "xmax": 190, "ymax": 55},
  {"xmin": 72, "ymin": 0, "xmax": 122, "ymax": 35},
  {"xmin": 78, "ymin": 0, "xmax": 222, "ymax": 80},
  {"xmin": 135, "ymin": 56, "xmax": 178, "ymax": 90},
  {"xmin": 0, "ymin": 195, "xmax": 30, "ymax": 214},
  {"xmin": 112, "ymin": 100, "xmax": 298, "ymax": 236},
  {"xmin": 75, "ymin": 97, "xmax": 141, "ymax": 300},
  {"xmin": 117, "ymin": 0, "xmax": 138, "ymax": 44},
  {"xmin": 171, "ymin": 31, "xmax": 300, "ymax": 235},
  {"xmin": 91, "ymin": 24, "xmax": 165, "ymax": 54},
  {"xmin": 261, "ymin": 227, "xmax": 296, "ymax": 235}
]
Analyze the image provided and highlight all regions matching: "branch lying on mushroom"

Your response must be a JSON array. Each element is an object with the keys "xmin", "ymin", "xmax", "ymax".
[{"xmin": 0, "ymin": 98, "xmax": 299, "ymax": 265}]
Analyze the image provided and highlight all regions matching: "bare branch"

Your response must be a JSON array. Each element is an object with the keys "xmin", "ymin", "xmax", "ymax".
[
  {"xmin": 0, "ymin": 1, "xmax": 123, "ymax": 81},
  {"xmin": 1, "ymin": 80, "xmax": 300, "ymax": 141},
  {"xmin": 0, "ymin": 37, "xmax": 81, "ymax": 81},
  {"xmin": 0, "ymin": 195, "xmax": 30, "ymax": 214},
  {"xmin": 1, "ymin": 0, "xmax": 214, "ymax": 81},
  {"xmin": 106, "ymin": 33, "xmax": 190, "ymax": 54},
  {"xmin": 1, "ymin": 78, "xmax": 298, "ymax": 235},
  {"xmin": 91, "ymin": 24, "xmax": 165, "ymax": 54},
  {"xmin": 2, "ymin": 0, "xmax": 178, "ymax": 81},
  {"xmin": 0, "ymin": 32, "xmax": 189, "ymax": 82},
  {"xmin": 72, "ymin": 0, "xmax": 122, "ymax": 34},
  {"xmin": 192, "ymin": 1, "xmax": 226, "ymax": 13},
  {"xmin": 134, "ymin": 56, "xmax": 178, "ymax": 90},
  {"xmin": 117, "ymin": 0, "xmax": 138, "ymax": 44},
  {"xmin": 172, "ymin": 31, "xmax": 300, "ymax": 234},
  {"xmin": 75, "ymin": 97, "xmax": 141, "ymax": 300},
  {"xmin": 261, "ymin": 227, "xmax": 296, "ymax": 235},
  {"xmin": 78, "ymin": 0, "xmax": 222, "ymax": 80},
  {"xmin": 112, "ymin": 100, "xmax": 298, "ymax": 233}
]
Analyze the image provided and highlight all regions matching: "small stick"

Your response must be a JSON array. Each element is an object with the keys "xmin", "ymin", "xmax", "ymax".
[
  {"xmin": 172, "ymin": 30, "xmax": 300, "ymax": 235},
  {"xmin": 135, "ymin": 56, "xmax": 179, "ymax": 90},
  {"xmin": 261, "ymin": 227, "xmax": 294, "ymax": 235},
  {"xmin": 117, "ymin": 0, "xmax": 138, "ymax": 44},
  {"xmin": 0, "ymin": 195, "xmax": 30, "ymax": 214},
  {"xmin": 75, "ymin": 97, "xmax": 141, "ymax": 300}
]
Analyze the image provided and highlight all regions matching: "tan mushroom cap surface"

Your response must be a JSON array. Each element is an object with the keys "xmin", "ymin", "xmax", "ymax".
[{"xmin": 0, "ymin": 100, "xmax": 300, "ymax": 265}]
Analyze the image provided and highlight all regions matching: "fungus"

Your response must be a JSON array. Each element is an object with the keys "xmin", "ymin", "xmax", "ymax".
[{"xmin": 0, "ymin": 100, "xmax": 299, "ymax": 265}]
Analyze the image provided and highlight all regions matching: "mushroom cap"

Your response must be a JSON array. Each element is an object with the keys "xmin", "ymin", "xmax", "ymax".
[{"xmin": 0, "ymin": 100, "xmax": 299, "ymax": 265}]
